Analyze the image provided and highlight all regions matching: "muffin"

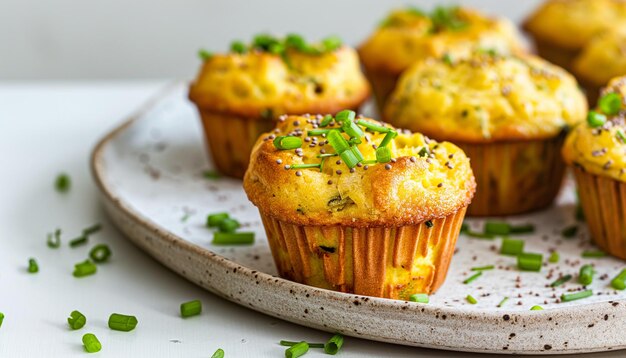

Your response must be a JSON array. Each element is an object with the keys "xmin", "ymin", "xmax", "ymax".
[
  {"xmin": 243, "ymin": 111, "xmax": 476, "ymax": 299},
  {"xmin": 189, "ymin": 34, "xmax": 370, "ymax": 178},
  {"xmin": 524, "ymin": 0, "xmax": 626, "ymax": 73},
  {"xmin": 563, "ymin": 76, "xmax": 626, "ymax": 259},
  {"xmin": 358, "ymin": 6, "xmax": 524, "ymax": 112},
  {"xmin": 573, "ymin": 26, "xmax": 626, "ymax": 104},
  {"xmin": 384, "ymin": 51, "xmax": 587, "ymax": 216}
]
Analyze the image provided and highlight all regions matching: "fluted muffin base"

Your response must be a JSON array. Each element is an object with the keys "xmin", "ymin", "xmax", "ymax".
[
  {"xmin": 457, "ymin": 134, "xmax": 566, "ymax": 216},
  {"xmin": 574, "ymin": 167, "xmax": 626, "ymax": 260},
  {"xmin": 258, "ymin": 207, "xmax": 467, "ymax": 300}
]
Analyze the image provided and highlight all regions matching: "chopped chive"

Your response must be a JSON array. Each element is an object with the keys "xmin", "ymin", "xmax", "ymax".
[
  {"xmin": 617, "ymin": 129, "xmax": 626, "ymax": 143},
  {"xmin": 307, "ymin": 129, "xmax": 331, "ymax": 136},
  {"xmin": 47, "ymin": 229, "xmax": 61, "ymax": 248},
  {"xmin": 497, "ymin": 297, "xmax": 509, "ymax": 308},
  {"xmin": 203, "ymin": 170, "xmax": 221, "ymax": 180},
  {"xmin": 500, "ymin": 238, "xmax": 525, "ymax": 256},
  {"xmin": 530, "ymin": 305, "xmax": 544, "ymax": 311},
  {"xmin": 517, "ymin": 253, "xmax": 543, "ymax": 272},
  {"xmin": 550, "ymin": 274, "xmax": 572, "ymax": 287},
  {"xmin": 28, "ymin": 258, "xmax": 39, "ymax": 273},
  {"xmin": 316, "ymin": 153, "xmax": 338, "ymax": 158},
  {"xmin": 463, "ymin": 271, "xmax": 482, "ymax": 284},
  {"xmin": 356, "ymin": 119, "xmax": 391, "ymax": 133},
  {"xmin": 335, "ymin": 110, "xmax": 355, "ymax": 123},
  {"xmin": 290, "ymin": 163, "xmax": 321, "ymax": 170},
  {"xmin": 321, "ymin": 35, "xmax": 342, "ymax": 52},
  {"xmin": 339, "ymin": 147, "xmax": 359, "ymax": 168},
  {"xmin": 576, "ymin": 203, "xmax": 585, "ymax": 221},
  {"xmin": 319, "ymin": 114, "xmax": 333, "ymax": 127},
  {"xmin": 471, "ymin": 265, "xmax": 494, "ymax": 271},
  {"xmin": 218, "ymin": 218, "xmax": 240, "ymax": 233},
  {"xmin": 375, "ymin": 146, "xmax": 391, "ymax": 163},
  {"xmin": 207, "ymin": 213, "xmax": 229, "ymax": 228},
  {"xmin": 108, "ymin": 313, "xmax": 138, "ymax": 332},
  {"xmin": 442, "ymin": 53, "xmax": 453, "ymax": 65},
  {"xmin": 198, "ymin": 49, "xmax": 213, "ymax": 61},
  {"xmin": 324, "ymin": 334, "xmax": 344, "ymax": 355},
  {"xmin": 598, "ymin": 92, "xmax": 622, "ymax": 115},
  {"xmin": 342, "ymin": 120, "xmax": 364, "ymax": 140},
  {"xmin": 180, "ymin": 300, "xmax": 202, "ymax": 318},
  {"xmin": 466, "ymin": 294, "xmax": 478, "ymax": 304},
  {"xmin": 582, "ymin": 250, "xmax": 606, "ymax": 258},
  {"xmin": 68, "ymin": 310, "xmax": 87, "ymax": 330},
  {"xmin": 211, "ymin": 348, "xmax": 225, "ymax": 358},
  {"xmin": 82, "ymin": 333, "xmax": 102, "ymax": 353},
  {"xmin": 460, "ymin": 222, "xmax": 469, "ymax": 233},
  {"xmin": 73, "ymin": 260, "xmax": 97, "ymax": 278},
  {"xmin": 285, "ymin": 341, "xmax": 309, "ymax": 358},
  {"xmin": 379, "ymin": 130, "xmax": 398, "ymax": 147},
  {"xmin": 561, "ymin": 289, "xmax": 593, "ymax": 302},
  {"xmin": 579, "ymin": 264, "xmax": 594, "ymax": 285},
  {"xmin": 409, "ymin": 293, "xmax": 429, "ymax": 303},
  {"xmin": 327, "ymin": 130, "xmax": 350, "ymax": 154},
  {"xmin": 549, "ymin": 251, "xmax": 560, "ymax": 263},
  {"xmin": 510, "ymin": 224, "xmax": 535, "ymax": 234},
  {"xmin": 55, "ymin": 173, "xmax": 71, "ymax": 193},
  {"xmin": 213, "ymin": 232, "xmax": 255, "ymax": 245},
  {"xmin": 484, "ymin": 221, "xmax": 510, "ymax": 235},
  {"xmin": 82, "ymin": 224, "xmax": 102, "ymax": 236},
  {"xmin": 361, "ymin": 159, "xmax": 377, "ymax": 165},
  {"xmin": 280, "ymin": 340, "xmax": 324, "ymax": 349},
  {"xmin": 587, "ymin": 110, "xmax": 607, "ymax": 128},
  {"xmin": 89, "ymin": 244, "xmax": 112, "ymax": 263},
  {"xmin": 0, "ymin": 312, "xmax": 4, "ymax": 328},
  {"xmin": 273, "ymin": 136, "xmax": 302, "ymax": 150},
  {"xmin": 425, "ymin": 220, "xmax": 434, "ymax": 228},
  {"xmin": 561, "ymin": 225, "xmax": 578, "ymax": 238},
  {"xmin": 465, "ymin": 231, "xmax": 495, "ymax": 239},
  {"xmin": 69, "ymin": 235, "xmax": 88, "ymax": 248},
  {"xmin": 610, "ymin": 269, "xmax": 626, "ymax": 290},
  {"xmin": 418, "ymin": 147, "xmax": 429, "ymax": 157},
  {"xmin": 230, "ymin": 40, "xmax": 247, "ymax": 54}
]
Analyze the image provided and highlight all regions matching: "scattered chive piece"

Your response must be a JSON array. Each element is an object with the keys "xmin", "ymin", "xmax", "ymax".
[
  {"xmin": 211, "ymin": 349, "xmax": 225, "ymax": 358},
  {"xmin": 324, "ymin": 334, "xmax": 344, "ymax": 355},
  {"xmin": 290, "ymin": 164, "xmax": 321, "ymax": 170},
  {"xmin": 517, "ymin": 253, "xmax": 543, "ymax": 272},
  {"xmin": 327, "ymin": 130, "xmax": 350, "ymax": 154},
  {"xmin": 207, "ymin": 213, "xmax": 229, "ymax": 228},
  {"xmin": 375, "ymin": 146, "xmax": 391, "ymax": 163},
  {"xmin": 230, "ymin": 40, "xmax": 247, "ymax": 54},
  {"xmin": 316, "ymin": 153, "xmax": 338, "ymax": 158},
  {"xmin": 335, "ymin": 110, "xmax": 356, "ymax": 123},
  {"xmin": 460, "ymin": 222, "xmax": 469, "ymax": 233},
  {"xmin": 339, "ymin": 147, "xmax": 360, "ymax": 168},
  {"xmin": 68, "ymin": 310, "xmax": 87, "ymax": 330},
  {"xmin": 307, "ymin": 129, "xmax": 331, "ymax": 136},
  {"xmin": 378, "ymin": 130, "xmax": 397, "ymax": 147},
  {"xmin": 82, "ymin": 333, "xmax": 102, "ymax": 353},
  {"xmin": 203, "ymin": 170, "xmax": 221, "ymax": 180},
  {"xmin": 356, "ymin": 119, "xmax": 390, "ymax": 133},
  {"xmin": 510, "ymin": 224, "xmax": 535, "ymax": 234},
  {"xmin": 549, "ymin": 251, "xmax": 560, "ymax": 263},
  {"xmin": 465, "ymin": 231, "xmax": 495, "ymax": 239},
  {"xmin": 273, "ymin": 136, "xmax": 302, "ymax": 150},
  {"xmin": 89, "ymin": 244, "xmax": 112, "ymax": 263},
  {"xmin": 409, "ymin": 293, "xmax": 429, "ymax": 303},
  {"xmin": 484, "ymin": 221, "xmax": 510, "ymax": 235},
  {"xmin": 497, "ymin": 297, "xmax": 509, "ymax": 308},
  {"xmin": 500, "ymin": 238, "xmax": 525, "ymax": 256},
  {"xmin": 108, "ymin": 313, "xmax": 138, "ymax": 332},
  {"xmin": 213, "ymin": 232, "xmax": 254, "ymax": 245},
  {"xmin": 319, "ymin": 114, "xmax": 333, "ymax": 127},
  {"xmin": 550, "ymin": 274, "xmax": 572, "ymax": 287},
  {"xmin": 425, "ymin": 220, "xmax": 434, "ymax": 228},
  {"xmin": 82, "ymin": 224, "xmax": 102, "ymax": 236},
  {"xmin": 198, "ymin": 49, "xmax": 213, "ymax": 61},
  {"xmin": 280, "ymin": 341, "xmax": 324, "ymax": 349},
  {"xmin": 55, "ymin": 173, "xmax": 71, "ymax": 193},
  {"xmin": 610, "ymin": 269, "xmax": 626, "ymax": 290},
  {"xmin": 0, "ymin": 312, "xmax": 4, "ymax": 328},
  {"xmin": 342, "ymin": 120, "xmax": 364, "ymax": 140},
  {"xmin": 471, "ymin": 265, "xmax": 494, "ymax": 271},
  {"xmin": 418, "ymin": 147, "xmax": 429, "ymax": 157},
  {"xmin": 442, "ymin": 53, "xmax": 453, "ymax": 65},
  {"xmin": 47, "ymin": 229, "xmax": 61, "ymax": 248},
  {"xmin": 180, "ymin": 300, "xmax": 202, "ymax": 318},
  {"xmin": 617, "ymin": 129, "xmax": 626, "ymax": 143},
  {"xmin": 463, "ymin": 271, "xmax": 482, "ymax": 284},
  {"xmin": 598, "ymin": 92, "xmax": 622, "ymax": 115},
  {"xmin": 587, "ymin": 110, "xmax": 607, "ymax": 128},
  {"xmin": 561, "ymin": 225, "xmax": 578, "ymax": 238},
  {"xmin": 561, "ymin": 289, "xmax": 593, "ymax": 302},
  {"xmin": 285, "ymin": 341, "xmax": 309, "ymax": 358},
  {"xmin": 218, "ymin": 218, "xmax": 240, "ymax": 233},
  {"xmin": 28, "ymin": 258, "xmax": 39, "ymax": 273},
  {"xmin": 466, "ymin": 294, "xmax": 478, "ymax": 304},
  {"xmin": 579, "ymin": 264, "xmax": 594, "ymax": 285},
  {"xmin": 350, "ymin": 146, "xmax": 364, "ymax": 162},
  {"xmin": 582, "ymin": 250, "xmax": 606, "ymax": 258},
  {"xmin": 73, "ymin": 260, "xmax": 97, "ymax": 278},
  {"xmin": 530, "ymin": 305, "xmax": 544, "ymax": 311},
  {"xmin": 69, "ymin": 235, "xmax": 88, "ymax": 248}
]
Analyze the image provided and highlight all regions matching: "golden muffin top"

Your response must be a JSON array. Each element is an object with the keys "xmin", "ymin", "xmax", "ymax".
[
  {"xmin": 358, "ymin": 6, "xmax": 523, "ymax": 75},
  {"xmin": 383, "ymin": 51, "xmax": 588, "ymax": 143},
  {"xmin": 524, "ymin": 0, "xmax": 626, "ymax": 50},
  {"xmin": 563, "ymin": 76, "xmax": 626, "ymax": 181},
  {"xmin": 573, "ymin": 27, "xmax": 626, "ymax": 87},
  {"xmin": 188, "ymin": 34, "xmax": 370, "ymax": 118},
  {"xmin": 243, "ymin": 111, "xmax": 476, "ymax": 227}
]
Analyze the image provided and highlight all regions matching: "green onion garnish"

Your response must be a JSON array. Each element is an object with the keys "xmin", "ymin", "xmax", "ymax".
[
  {"xmin": 517, "ymin": 253, "xmax": 543, "ymax": 272},
  {"xmin": 587, "ymin": 110, "xmax": 607, "ymax": 128},
  {"xmin": 598, "ymin": 92, "xmax": 622, "ymax": 115},
  {"xmin": 460, "ymin": 222, "xmax": 469, "ymax": 233},
  {"xmin": 213, "ymin": 232, "xmax": 255, "ymax": 245},
  {"xmin": 550, "ymin": 274, "xmax": 572, "ymax": 287},
  {"xmin": 73, "ymin": 260, "xmax": 97, "ymax": 278},
  {"xmin": 273, "ymin": 136, "xmax": 303, "ymax": 150},
  {"xmin": 316, "ymin": 153, "xmax": 338, "ymax": 158},
  {"xmin": 218, "ymin": 218, "xmax": 240, "ymax": 233},
  {"xmin": 356, "ymin": 119, "xmax": 391, "ymax": 133},
  {"xmin": 0, "ymin": 312, "xmax": 4, "ymax": 328},
  {"xmin": 561, "ymin": 290, "xmax": 593, "ymax": 302},
  {"xmin": 198, "ymin": 49, "xmax": 213, "ymax": 61},
  {"xmin": 82, "ymin": 224, "xmax": 102, "ymax": 236},
  {"xmin": 342, "ymin": 120, "xmax": 364, "ymax": 140},
  {"xmin": 350, "ymin": 145, "xmax": 364, "ymax": 162},
  {"xmin": 203, "ymin": 170, "xmax": 221, "ymax": 180},
  {"xmin": 466, "ymin": 294, "xmax": 478, "ymax": 304},
  {"xmin": 89, "ymin": 244, "xmax": 112, "ymax": 263},
  {"xmin": 307, "ymin": 129, "xmax": 331, "ymax": 136},
  {"xmin": 582, "ymin": 250, "xmax": 606, "ymax": 258},
  {"xmin": 211, "ymin": 348, "xmax": 225, "ymax": 358},
  {"xmin": 285, "ymin": 341, "xmax": 309, "ymax": 358},
  {"xmin": 339, "ymin": 147, "xmax": 360, "ymax": 168},
  {"xmin": 617, "ymin": 129, "xmax": 626, "ymax": 143},
  {"xmin": 497, "ymin": 297, "xmax": 509, "ymax": 308},
  {"xmin": 327, "ymin": 130, "xmax": 350, "ymax": 154},
  {"xmin": 47, "ymin": 229, "xmax": 62, "ymax": 248},
  {"xmin": 549, "ymin": 251, "xmax": 560, "ymax": 263},
  {"xmin": 409, "ymin": 293, "xmax": 429, "ymax": 303},
  {"xmin": 484, "ymin": 221, "xmax": 510, "ymax": 235},
  {"xmin": 561, "ymin": 225, "xmax": 578, "ymax": 238},
  {"xmin": 471, "ymin": 265, "xmax": 494, "ymax": 271},
  {"xmin": 319, "ymin": 115, "xmax": 333, "ymax": 127},
  {"xmin": 280, "ymin": 341, "xmax": 324, "ymax": 349},
  {"xmin": 290, "ymin": 164, "xmax": 321, "ymax": 170},
  {"xmin": 579, "ymin": 264, "xmax": 594, "ymax": 285},
  {"xmin": 324, "ymin": 334, "xmax": 344, "ymax": 355},
  {"xmin": 375, "ymin": 146, "xmax": 391, "ymax": 163},
  {"xmin": 108, "ymin": 313, "xmax": 138, "ymax": 332},
  {"xmin": 55, "ymin": 173, "xmax": 71, "ymax": 193},
  {"xmin": 82, "ymin": 333, "xmax": 102, "ymax": 353},
  {"xmin": 207, "ymin": 213, "xmax": 229, "ymax": 228},
  {"xmin": 230, "ymin": 40, "xmax": 247, "ymax": 54},
  {"xmin": 379, "ymin": 130, "xmax": 398, "ymax": 147},
  {"xmin": 180, "ymin": 300, "xmax": 202, "ymax": 318},
  {"xmin": 510, "ymin": 224, "xmax": 535, "ymax": 234},
  {"xmin": 530, "ymin": 305, "xmax": 544, "ymax": 311},
  {"xmin": 500, "ymin": 238, "xmax": 524, "ymax": 256},
  {"xmin": 463, "ymin": 271, "xmax": 482, "ymax": 284},
  {"xmin": 335, "ymin": 110, "xmax": 356, "ymax": 123},
  {"xmin": 28, "ymin": 258, "xmax": 39, "ymax": 273},
  {"xmin": 442, "ymin": 53, "xmax": 453, "ymax": 65},
  {"xmin": 465, "ymin": 231, "xmax": 495, "ymax": 239},
  {"xmin": 611, "ymin": 269, "xmax": 626, "ymax": 290},
  {"xmin": 68, "ymin": 310, "xmax": 87, "ymax": 330},
  {"xmin": 69, "ymin": 235, "xmax": 88, "ymax": 248},
  {"xmin": 321, "ymin": 35, "xmax": 342, "ymax": 52}
]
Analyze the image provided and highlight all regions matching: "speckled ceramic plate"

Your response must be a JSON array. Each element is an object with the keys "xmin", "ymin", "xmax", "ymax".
[{"xmin": 91, "ymin": 83, "xmax": 626, "ymax": 355}]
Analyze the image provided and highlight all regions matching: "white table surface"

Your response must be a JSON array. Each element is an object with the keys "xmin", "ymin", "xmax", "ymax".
[{"xmin": 1, "ymin": 81, "xmax": 622, "ymax": 357}]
